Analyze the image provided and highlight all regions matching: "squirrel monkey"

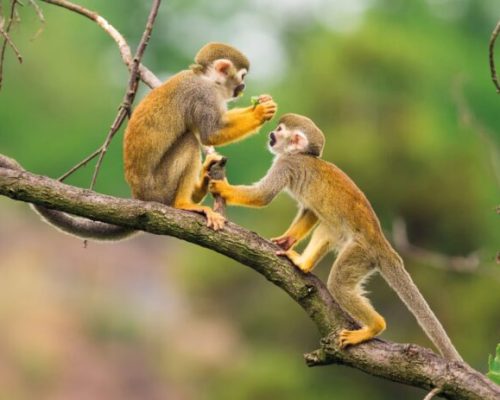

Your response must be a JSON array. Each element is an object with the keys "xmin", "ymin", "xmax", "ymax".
[
  {"xmin": 209, "ymin": 113, "xmax": 462, "ymax": 361},
  {"xmin": 22, "ymin": 43, "xmax": 277, "ymax": 239}
]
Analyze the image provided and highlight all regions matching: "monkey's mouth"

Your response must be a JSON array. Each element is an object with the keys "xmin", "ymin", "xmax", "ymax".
[
  {"xmin": 233, "ymin": 83, "xmax": 245, "ymax": 97},
  {"xmin": 269, "ymin": 132, "xmax": 276, "ymax": 147}
]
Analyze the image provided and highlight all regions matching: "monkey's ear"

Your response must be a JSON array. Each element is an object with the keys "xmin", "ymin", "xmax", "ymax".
[
  {"xmin": 288, "ymin": 131, "xmax": 309, "ymax": 153},
  {"xmin": 291, "ymin": 131, "xmax": 308, "ymax": 148},
  {"xmin": 213, "ymin": 59, "xmax": 233, "ymax": 75}
]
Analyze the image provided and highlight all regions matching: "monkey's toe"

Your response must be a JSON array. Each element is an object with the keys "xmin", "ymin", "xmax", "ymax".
[
  {"xmin": 338, "ymin": 328, "xmax": 373, "ymax": 349},
  {"xmin": 205, "ymin": 212, "xmax": 226, "ymax": 231}
]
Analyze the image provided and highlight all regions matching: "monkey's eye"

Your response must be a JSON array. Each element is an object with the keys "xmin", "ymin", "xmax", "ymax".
[
  {"xmin": 241, "ymin": 72, "xmax": 246, "ymax": 80},
  {"xmin": 276, "ymin": 125, "xmax": 282, "ymax": 132}
]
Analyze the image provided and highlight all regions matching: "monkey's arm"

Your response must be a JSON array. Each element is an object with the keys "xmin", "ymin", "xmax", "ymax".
[
  {"xmin": 272, "ymin": 208, "xmax": 318, "ymax": 250},
  {"xmin": 209, "ymin": 160, "xmax": 288, "ymax": 208},
  {"xmin": 203, "ymin": 99, "xmax": 277, "ymax": 146}
]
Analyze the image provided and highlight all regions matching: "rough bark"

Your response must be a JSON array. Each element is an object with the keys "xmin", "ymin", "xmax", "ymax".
[{"xmin": 0, "ymin": 156, "xmax": 498, "ymax": 400}]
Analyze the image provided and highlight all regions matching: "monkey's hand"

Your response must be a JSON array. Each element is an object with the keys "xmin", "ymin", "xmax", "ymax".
[
  {"xmin": 253, "ymin": 94, "xmax": 277, "ymax": 123},
  {"xmin": 271, "ymin": 235, "xmax": 297, "ymax": 251},
  {"xmin": 208, "ymin": 179, "xmax": 232, "ymax": 201},
  {"xmin": 202, "ymin": 153, "xmax": 225, "ymax": 182},
  {"xmin": 203, "ymin": 153, "xmax": 224, "ymax": 173}
]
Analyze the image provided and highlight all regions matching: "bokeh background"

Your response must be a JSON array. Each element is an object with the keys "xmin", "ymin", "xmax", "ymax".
[{"xmin": 0, "ymin": 0, "xmax": 499, "ymax": 398}]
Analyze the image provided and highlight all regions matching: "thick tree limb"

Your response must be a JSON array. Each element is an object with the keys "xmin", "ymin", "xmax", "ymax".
[{"xmin": 0, "ymin": 155, "xmax": 498, "ymax": 400}]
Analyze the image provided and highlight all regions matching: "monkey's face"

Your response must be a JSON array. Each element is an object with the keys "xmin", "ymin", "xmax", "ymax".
[
  {"xmin": 210, "ymin": 59, "xmax": 247, "ymax": 100},
  {"xmin": 268, "ymin": 123, "xmax": 309, "ymax": 156}
]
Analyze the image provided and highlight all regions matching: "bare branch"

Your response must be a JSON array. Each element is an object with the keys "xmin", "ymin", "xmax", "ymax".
[
  {"xmin": 0, "ymin": 0, "xmax": 23, "ymax": 90},
  {"xmin": 0, "ymin": 25, "xmax": 23, "ymax": 62},
  {"xmin": 489, "ymin": 20, "xmax": 500, "ymax": 93},
  {"xmin": 40, "ymin": 0, "xmax": 161, "ymax": 89},
  {"xmin": 0, "ymin": 155, "xmax": 499, "ymax": 399},
  {"xmin": 28, "ymin": 0, "xmax": 45, "ymax": 40},
  {"xmin": 57, "ymin": 147, "xmax": 102, "ymax": 181},
  {"xmin": 89, "ymin": 0, "xmax": 162, "ymax": 190}
]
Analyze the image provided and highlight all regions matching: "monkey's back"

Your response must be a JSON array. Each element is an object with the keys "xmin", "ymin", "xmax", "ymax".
[
  {"xmin": 285, "ymin": 155, "xmax": 383, "ymax": 242},
  {"xmin": 124, "ymin": 70, "xmax": 222, "ymax": 204}
]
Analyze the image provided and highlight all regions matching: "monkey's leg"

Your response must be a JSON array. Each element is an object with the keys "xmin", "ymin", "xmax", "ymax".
[
  {"xmin": 204, "ymin": 102, "xmax": 277, "ymax": 146},
  {"xmin": 272, "ymin": 208, "xmax": 318, "ymax": 250},
  {"xmin": 279, "ymin": 224, "xmax": 331, "ymax": 273},
  {"xmin": 174, "ymin": 162, "xmax": 225, "ymax": 231},
  {"xmin": 328, "ymin": 244, "xmax": 386, "ymax": 348}
]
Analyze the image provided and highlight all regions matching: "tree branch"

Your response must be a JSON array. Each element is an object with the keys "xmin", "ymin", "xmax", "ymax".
[
  {"xmin": 0, "ymin": 154, "xmax": 498, "ymax": 400},
  {"xmin": 89, "ymin": 0, "xmax": 161, "ymax": 189},
  {"xmin": 489, "ymin": 20, "xmax": 500, "ymax": 93},
  {"xmin": 40, "ymin": 0, "xmax": 161, "ymax": 89}
]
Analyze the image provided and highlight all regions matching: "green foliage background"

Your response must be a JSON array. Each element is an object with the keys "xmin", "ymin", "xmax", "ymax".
[{"xmin": 0, "ymin": 0, "xmax": 499, "ymax": 398}]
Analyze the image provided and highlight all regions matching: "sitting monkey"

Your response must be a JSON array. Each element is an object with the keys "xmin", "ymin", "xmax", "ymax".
[
  {"xmin": 209, "ymin": 113, "xmax": 462, "ymax": 361},
  {"xmin": 25, "ymin": 42, "xmax": 277, "ymax": 239}
]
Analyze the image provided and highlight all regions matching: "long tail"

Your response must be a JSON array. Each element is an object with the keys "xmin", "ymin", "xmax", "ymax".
[
  {"xmin": 378, "ymin": 248, "xmax": 463, "ymax": 361},
  {"xmin": 32, "ymin": 205, "xmax": 136, "ymax": 241},
  {"xmin": 1, "ymin": 154, "xmax": 136, "ymax": 241}
]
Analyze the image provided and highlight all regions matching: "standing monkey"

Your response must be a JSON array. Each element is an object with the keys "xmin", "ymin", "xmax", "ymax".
[
  {"xmin": 24, "ymin": 43, "xmax": 277, "ymax": 239},
  {"xmin": 209, "ymin": 113, "xmax": 462, "ymax": 361}
]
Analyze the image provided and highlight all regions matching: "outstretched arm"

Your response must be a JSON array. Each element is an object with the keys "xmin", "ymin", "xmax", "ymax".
[
  {"xmin": 209, "ymin": 159, "xmax": 289, "ymax": 208},
  {"xmin": 272, "ymin": 208, "xmax": 319, "ymax": 250},
  {"xmin": 202, "ymin": 96, "xmax": 277, "ymax": 146}
]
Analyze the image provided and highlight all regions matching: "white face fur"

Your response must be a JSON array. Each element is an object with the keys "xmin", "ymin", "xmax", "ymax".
[
  {"xmin": 268, "ymin": 123, "xmax": 309, "ymax": 156},
  {"xmin": 204, "ymin": 59, "xmax": 247, "ymax": 101}
]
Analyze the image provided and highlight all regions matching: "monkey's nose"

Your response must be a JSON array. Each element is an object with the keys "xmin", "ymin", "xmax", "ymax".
[
  {"xmin": 269, "ymin": 132, "xmax": 276, "ymax": 146},
  {"xmin": 233, "ymin": 83, "xmax": 245, "ymax": 97}
]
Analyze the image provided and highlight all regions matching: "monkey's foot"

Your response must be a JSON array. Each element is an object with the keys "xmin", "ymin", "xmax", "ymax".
[
  {"xmin": 204, "ymin": 208, "xmax": 226, "ymax": 231},
  {"xmin": 271, "ymin": 235, "xmax": 297, "ymax": 251},
  {"xmin": 338, "ymin": 328, "xmax": 373, "ymax": 349},
  {"xmin": 176, "ymin": 204, "xmax": 226, "ymax": 231},
  {"xmin": 276, "ymin": 250, "xmax": 312, "ymax": 273}
]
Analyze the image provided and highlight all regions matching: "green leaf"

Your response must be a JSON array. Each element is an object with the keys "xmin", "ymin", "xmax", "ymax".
[
  {"xmin": 487, "ymin": 344, "xmax": 500, "ymax": 385},
  {"xmin": 250, "ymin": 96, "xmax": 260, "ymax": 108}
]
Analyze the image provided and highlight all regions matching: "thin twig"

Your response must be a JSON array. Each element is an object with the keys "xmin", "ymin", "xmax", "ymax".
[
  {"xmin": 0, "ymin": 26, "xmax": 23, "ymax": 62},
  {"xmin": 489, "ymin": 20, "xmax": 500, "ymax": 93},
  {"xmin": 58, "ymin": 147, "xmax": 102, "ymax": 181},
  {"xmin": 28, "ymin": 0, "xmax": 45, "ymax": 40},
  {"xmin": 40, "ymin": 0, "xmax": 161, "ymax": 89},
  {"xmin": 89, "ymin": 0, "xmax": 162, "ymax": 190},
  {"xmin": 0, "ymin": 0, "xmax": 22, "ymax": 90}
]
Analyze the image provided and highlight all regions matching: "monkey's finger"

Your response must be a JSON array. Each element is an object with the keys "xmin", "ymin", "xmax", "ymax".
[{"xmin": 258, "ymin": 94, "xmax": 273, "ymax": 103}]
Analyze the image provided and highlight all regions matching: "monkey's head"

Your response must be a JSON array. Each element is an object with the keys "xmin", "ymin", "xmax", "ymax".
[
  {"xmin": 268, "ymin": 113, "xmax": 325, "ymax": 157},
  {"xmin": 191, "ymin": 42, "xmax": 250, "ymax": 100}
]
